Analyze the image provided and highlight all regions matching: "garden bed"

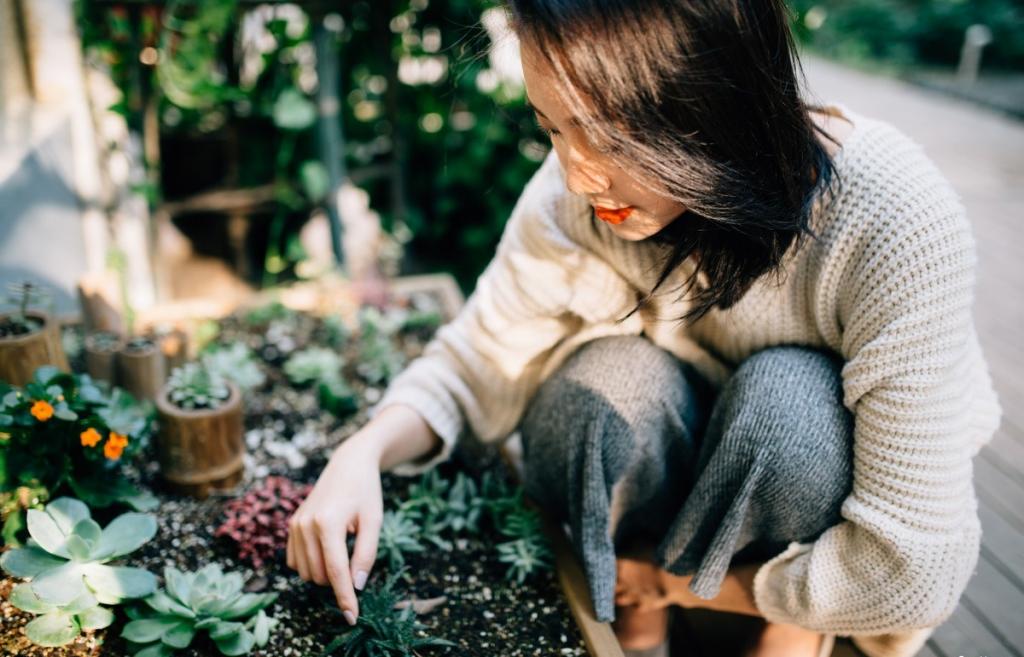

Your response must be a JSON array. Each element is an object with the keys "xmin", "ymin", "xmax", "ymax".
[{"xmin": 0, "ymin": 281, "xmax": 588, "ymax": 656}]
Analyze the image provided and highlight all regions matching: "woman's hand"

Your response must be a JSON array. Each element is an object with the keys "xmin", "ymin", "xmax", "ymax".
[
  {"xmin": 286, "ymin": 404, "xmax": 443, "ymax": 625},
  {"xmin": 287, "ymin": 438, "xmax": 383, "ymax": 626}
]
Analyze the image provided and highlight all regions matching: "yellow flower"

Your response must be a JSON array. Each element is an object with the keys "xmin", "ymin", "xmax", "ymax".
[
  {"xmin": 108, "ymin": 432, "xmax": 129, "ymax": 448},
  {"xmin": 80, "ymin": 427, "xmax": 102, "ymax": 448},
  {"xmin": 103, "ymin": 439, "xmax": 125, "ymax": 461},
  {"xmin": 30, "ymin": 400, "xmax": 54, "ymax": 422}
]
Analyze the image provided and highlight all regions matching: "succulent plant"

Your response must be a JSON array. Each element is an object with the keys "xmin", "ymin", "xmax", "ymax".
[
  {"xmin": 490, "ymin": 493, "xmax": 552, "ymax": 584},
  {"xmin": 282, "ymin": 347, "xmax": 357, "ymax": 417},
  {"xmin": 355, "ymin": 307, "xmax": 405, "ymax": 385},
  {"xmin": 202, "ymin": 343, "xmax": 266, "ymax": 391},
  {"xmin": 214, "ymin": 476, "xmax": 311, "ymax": 568},
  {"xmin": 0, "ymin": 497, "xmax": 158, "ymax": 646},
  {"xmin": 377, "ymin": 509, "xmax": 424, "ymax": 571},
  {"xmin": 321, "ymin": 568, "xmax": 455, "ymax": 657},
  {"xmin": 166, "ymin": 362, "xmax": 231, "ymax": 410},
  {"xmin": 122, "ymin": 563, "xmax": 278, "ymax": 656}
]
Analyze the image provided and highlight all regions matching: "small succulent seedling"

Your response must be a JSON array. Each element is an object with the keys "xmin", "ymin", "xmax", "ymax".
[
  {"xmin": 202, "ymin": 343, "xmax": 266, "ymax": 391},
  {"xmin": 2, "ymin": 280, "xmax": 47, "ymax": 334},
  {"xmin": 0, "ymin": 497, "xmax": 158, "ymax": 646},
  {"xmin": 493, "ymin": 504, "xmax": 552, "ymax": 584},
  {"xmin": 377, "ymin": 509, "xmax": 424, "ymax": 570},
  {"xmin": 321, "ymin": 568, "xmax": 455, "ymax": 657},
  {"xmin": 355, "ymin": 307, "xmax": 405, "ymax": 385},
  {"xmin": 166, "ymin": 362, "xmax": 231, "ymax": 410},
  {"xmin": 123, "ymin": 563, "xmax": 278, "ymax": 656},
  {"xmin": 283, "ymin": 347, "xmax": 344, "ymax": 386}
]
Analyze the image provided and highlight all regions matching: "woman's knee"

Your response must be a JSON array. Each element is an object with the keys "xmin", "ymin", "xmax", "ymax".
[{"xmin": 706, "ymin": 345, "xmax": 854, "ymax": 518}]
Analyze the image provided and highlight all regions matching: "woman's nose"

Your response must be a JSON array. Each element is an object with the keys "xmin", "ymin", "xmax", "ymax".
[{"xmin": 564, "ymin": 149, "xmax": 611, "ymax": 196}]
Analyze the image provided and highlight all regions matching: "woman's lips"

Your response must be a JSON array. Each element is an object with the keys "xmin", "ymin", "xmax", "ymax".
[{"xmin": 594, "ymin": 206, "xmax": 634, "ymax": 224}]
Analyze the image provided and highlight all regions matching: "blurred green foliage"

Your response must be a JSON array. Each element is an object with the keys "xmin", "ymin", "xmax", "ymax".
[
  {"xmin": 787, "ymin": 0, "xmax": 1024, "ymax": 71},
  {"xmin": 75, "ymin": 0, "xmax": 548, "ymax": 292}
]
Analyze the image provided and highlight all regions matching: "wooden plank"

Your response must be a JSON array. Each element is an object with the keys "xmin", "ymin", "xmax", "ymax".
[
  {"xmin": 973, "ymin": 456, "xmax": 1024, "ymax": 532},
  {"xmin": 930, "ymin": 602, "xmax": 1018, "ymax": 657},
  {"xmin": 958, "ymin": 555, "xmax": 1024, "ymax": 652},
  {"xmin": 978, "ymin": 505, "xmax": 1024, "ymax": 592},
  {"xmin": 544, "ymin": 512, "xmax": 626, "ymax": 657}
]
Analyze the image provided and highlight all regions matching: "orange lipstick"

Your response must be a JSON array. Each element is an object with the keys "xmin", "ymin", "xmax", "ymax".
[{"xmin": 594, "ymin": 206, "xmax": 634, "ymax": 224}]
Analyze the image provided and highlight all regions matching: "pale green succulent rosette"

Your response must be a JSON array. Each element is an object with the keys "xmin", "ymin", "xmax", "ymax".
[{"xmin": 0, "ymin": 497, "xmax": 158, "ymax": 646}]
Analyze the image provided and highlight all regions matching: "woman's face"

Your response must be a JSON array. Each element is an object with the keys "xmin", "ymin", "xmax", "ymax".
[{"xmin": 519, "ymin": 39, "xmax": 688, "ymax": 241}]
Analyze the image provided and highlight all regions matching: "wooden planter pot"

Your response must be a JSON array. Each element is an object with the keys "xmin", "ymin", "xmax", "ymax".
[
  {"xmin": 155, "ymin": 381, "xmax": 245, "ymax": 499},
  {"xmin": 84, "ymin": 331, "xmax": 124, "ymax": 385},
  {"xmin": 0, "ymin": 312, "xmax": 69, "ymax": 385},
  {"xmin": 117, "ymin": 337, "xmax": 167, "ymax": 401}
]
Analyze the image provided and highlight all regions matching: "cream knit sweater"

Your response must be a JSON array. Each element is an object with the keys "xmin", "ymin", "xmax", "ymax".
[{"xmin": 370, "ymin": 102, "xmax": 1002, "ymax": 656}]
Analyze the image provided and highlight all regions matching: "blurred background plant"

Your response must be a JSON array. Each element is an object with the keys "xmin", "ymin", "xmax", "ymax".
[{"xmin": 74, "ymin": 0, "xmax": 548, "ymax": 295}]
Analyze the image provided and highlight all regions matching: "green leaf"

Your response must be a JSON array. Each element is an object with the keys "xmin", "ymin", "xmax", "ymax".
[
  {"xmin": 77, "ymin": 605, "xmax": 115, "ymax": 630},
  {"xmin": 66, "ymin": 535, "xmax": 93, "ymax": 561},
  {"xmin": 299, "ymin": 160, "xmax": 330, "ymax": 202},
  {"xmin": 161, "ymin": 621, "xmax": 197, "ymax": 649},
  {"xmin": 124, "ymin": 488, "xmax": 160, "ymax": 512},
  {"xmin": 272, "ymin": 88, "xmax": 316, "ymax": 130},
  {"xmin": 32, "ymin": 366, "xmax": 61, "ymax": 385},
  {"xmin": 72, "ymin": 517, "xmax": 103, "ymax": 544},
  {"xmin": 135, "ymin": 642, "xmax": 175, "ymax": 657},
  {"xmin": 26, "ymin": 508, "xmax": 71, "ymax": 557},
  {"xmin": 207, "ymin": 620, "xmax": 244, "ymax": 640},
  {"xmin": 250, "ymin": 609, "xmax": 272, "ymax": 646},
  {"xmin": 213, "ymin": 627, "xmax": 256, "ymax": 656},
  {"xmin": 1, "ymin": 508, "xmax": 26, "ymax": 546},
  {"xmin": 9, "ymin": 583, "xmax": 56, "ymax": 614},
  {"xmin": 53, "ymin": 407, "xmax": 78, "ymax": 421},
  {"xmin": 144, "ymin": 589, "xmax": 196, "ymax": 618},
  {"xmin": 219, "ymin": 592, "xmax": 277, "ymax": 621},
  {"xmin": 31, "ymin": 561, "xmax": 88, "ymax": 605},
  {"xmin": 95, "ymin": 512, "xmax": 157, "ymax": 560},
  {"xmin": 164, "ymin": 566, "xmax": 191, "ymax": 605},
  {"xmin": 64, "ymin": 589, "xmax": 99, "ymax": 615},
  {"xmin": 122, "ymin": 617, "xmax": 182, "ymax": 643},
  {"xmin": 0, "ymin": 544, "xmax": 65, "ymax": 577},
  {"xmin": 25, "ymin": 610, "xmax": 80, "ymax": 647},
  {"xmin": 83, "ymin": 564, "xmax": 158, "ymax": 600}
]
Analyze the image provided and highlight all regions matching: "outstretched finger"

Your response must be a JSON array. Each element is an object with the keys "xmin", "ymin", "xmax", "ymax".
[
  {"xmin": 318, "ymin": 522, "xmax": 359, "ymax": 625},
  {"xmin": 349, "ymin": 510, "xmax": 382, "ymax": 592}
]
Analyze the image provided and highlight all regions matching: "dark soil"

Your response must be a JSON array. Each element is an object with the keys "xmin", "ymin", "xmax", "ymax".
[
  {"xmin": 0, "ymin": 293, "xmax": 587, "ymax": 656},
  {"xmin": 0, "ymin": 316, "xmax": 41, "ymax": 339}
]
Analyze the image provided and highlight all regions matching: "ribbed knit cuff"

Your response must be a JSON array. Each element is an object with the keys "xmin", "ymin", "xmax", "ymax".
[
  {"xmin": 367, "ymin": 384, "xmax": 463, "ymax": 477},
  {"xmin": 751, "ymin": 539, "xmax": 814, "ymax": 625}
]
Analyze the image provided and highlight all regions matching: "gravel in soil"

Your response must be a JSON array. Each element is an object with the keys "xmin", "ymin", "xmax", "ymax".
[{"xmin": 2, "ymin": 296, "xmax": 588, "ymax": 656}]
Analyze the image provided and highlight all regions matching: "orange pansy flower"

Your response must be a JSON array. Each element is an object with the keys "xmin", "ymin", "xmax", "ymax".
[
  {"xmin": 108, "ymin": 432, "xmax": 129, "ymax": 448},
  {"xmin": 80, "ymin": 427, "xmax": 102, "ymax": 448},
  {"xmin": 103, "ymin": 440, "xmax": 125, "ymax": 461},
  {"xmin": 30, "ymin": 400, "xmax": 54, "ymax": 422}
]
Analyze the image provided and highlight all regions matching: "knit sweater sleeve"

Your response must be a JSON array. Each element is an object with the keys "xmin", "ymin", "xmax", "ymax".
[
  {"xmin": 367, "ymin": 154, "xmax": 584, "ymax": 476},
  {"xmin": 752, "ymin": 198, "xmax": 988, "ymax": 634}
]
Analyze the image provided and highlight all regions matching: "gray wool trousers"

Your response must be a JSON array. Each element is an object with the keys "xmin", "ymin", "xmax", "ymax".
[{"xmin": 518, "ymin": 335, "xmax": 854, "ymax": 623}]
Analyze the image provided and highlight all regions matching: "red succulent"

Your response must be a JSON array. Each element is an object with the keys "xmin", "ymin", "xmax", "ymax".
[{"xmin": 215, "ymin": 476, "xmax": 312, "ymax": 568}]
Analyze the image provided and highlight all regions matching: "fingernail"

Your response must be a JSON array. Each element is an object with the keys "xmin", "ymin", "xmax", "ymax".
[
  {"xmin": 343, "ymin": 610, "xmax": 356, "ymax": 626},
  {"xmin": 354, "ymin": 570, "xmax": 368, "ymax": 591}
]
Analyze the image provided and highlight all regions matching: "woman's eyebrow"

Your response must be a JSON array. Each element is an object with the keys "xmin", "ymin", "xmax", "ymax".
[{"xmin": 525, "ymin": 97, "xmax": 584, "ymax": 128}]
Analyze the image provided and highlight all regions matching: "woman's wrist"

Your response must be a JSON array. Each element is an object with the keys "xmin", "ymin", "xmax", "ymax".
[{"xmin": 336, "ymin": 403, "xmax": 442, "ymax": 472}]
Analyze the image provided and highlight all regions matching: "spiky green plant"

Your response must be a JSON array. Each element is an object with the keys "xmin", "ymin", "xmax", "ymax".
[
  {"xmin": 445, "ymin": 473, "xmax": 484, "ymax": 534},
  {"xmin": 355, "ymin": 307, "xmax": 405, "ymax": 385},
  {"xmin": 491, "ymin": 495, "xmax": 552, "ymax": 584},
  {"xmin": 0, "ymin": 497, "xmax": 158, "ymax": 646},
  {"xmin": 201, "ymin": 343, "xmax": 265, "ymax": 391},
  {"xmin": 122, "ymin": 564, "xmax": 278, "ymax": 656},
  {"xmin": 166, "ymin": 362, "xmax": 230, "ymax": 410},
  {"xmin": 321, "ymin": 568, "xmax": 455, "ymax": 657},
  {"xmin": 377, "ymin": 509, "xmax": 424, "ymax": 570}
]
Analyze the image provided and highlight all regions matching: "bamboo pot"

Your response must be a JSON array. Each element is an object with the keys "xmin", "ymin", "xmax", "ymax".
[
  {"xmin": 155, "ymin": 382, "xmax": 245, "ymax": 499},
  {"xmin": 84, "ymin": 331, "xmax": 124, "ymax": 385},
  {"xmin": 116, "ymin": 337, "xmax": 167, "ymax": 401},
  {"xmin": 0, "ymin": 312, "xmax": 69, "ymax": 386}
]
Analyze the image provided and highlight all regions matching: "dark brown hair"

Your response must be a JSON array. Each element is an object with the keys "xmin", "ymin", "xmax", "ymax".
[{"xmin": 503, "ymin": 0, "xmax": 843, "ymax": 324}]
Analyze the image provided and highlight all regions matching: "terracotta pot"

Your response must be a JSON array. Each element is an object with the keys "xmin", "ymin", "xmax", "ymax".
[
  {"xmin": 117, "ymin": 337, "xmax": 167, "ymax": 401},
  {"xmin": 155, "ymin": 381, "xmax": 244, "ymax": 499},
  {"xmin": 84, "ymin": 331, "xmax": 124, "ymax": 385},
  {"xmin": 0, "ymin": 312, "xmax": 69, "ymax": 386}
]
